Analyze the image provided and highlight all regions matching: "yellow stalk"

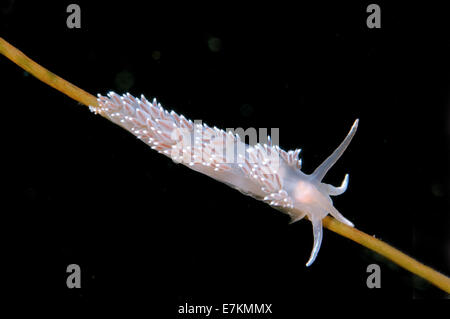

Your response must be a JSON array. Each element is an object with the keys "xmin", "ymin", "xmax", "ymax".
[{"xmin": 1, "ymin": 37, "xmax": 449, "ymax": 294}]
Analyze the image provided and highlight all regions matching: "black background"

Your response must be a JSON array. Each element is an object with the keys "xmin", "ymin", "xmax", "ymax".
[{"xmin": 1, "ymin": 0, "xmax": 449, "ymax": 313}]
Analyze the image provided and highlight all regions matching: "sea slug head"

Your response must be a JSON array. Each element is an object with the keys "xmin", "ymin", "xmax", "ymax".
[{"xmin": 290, "ymin": 119, "xmax": 359, "ymax": 266}]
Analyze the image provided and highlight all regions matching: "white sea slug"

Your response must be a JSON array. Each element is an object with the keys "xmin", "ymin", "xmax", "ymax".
[{"xmin": 90, "ymin": 92, "xmax": 359, "ymax": 266}]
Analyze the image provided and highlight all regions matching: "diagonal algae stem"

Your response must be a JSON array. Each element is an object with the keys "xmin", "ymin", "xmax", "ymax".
[{"xmin": 1, "ymin": 36, "xmax": 449, "ymax": 294}]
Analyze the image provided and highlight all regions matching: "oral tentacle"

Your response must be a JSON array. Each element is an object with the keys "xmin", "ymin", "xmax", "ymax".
[
  {"xmin": 324, "ymin": 174, "xmax": 349, "ymax": 196},
  {"xmin": 311, "ymin": 119, "xmax": 359, "ymax": 182},
  {"xmin": 328, "ymin": 203, "xmax": 354, "ymax": 227},
  {"xmin": 306, "ymin": 216, "xmax": 323, "ymax": 266}
]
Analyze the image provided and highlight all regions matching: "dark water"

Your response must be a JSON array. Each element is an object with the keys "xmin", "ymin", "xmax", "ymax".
[{"xmin": 1, "ymin": 0, "xmax": 449, "ymax": 313}]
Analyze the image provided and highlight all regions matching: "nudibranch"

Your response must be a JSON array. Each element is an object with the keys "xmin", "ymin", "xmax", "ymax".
[{"xmin": 90, "ymin": 92, "xmax": 358, "ymax": 266}]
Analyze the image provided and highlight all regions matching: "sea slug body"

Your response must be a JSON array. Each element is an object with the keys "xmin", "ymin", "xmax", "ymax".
[{"xmin": 90, "ymin": 92, "xmax": 359, "ymax": 266}]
